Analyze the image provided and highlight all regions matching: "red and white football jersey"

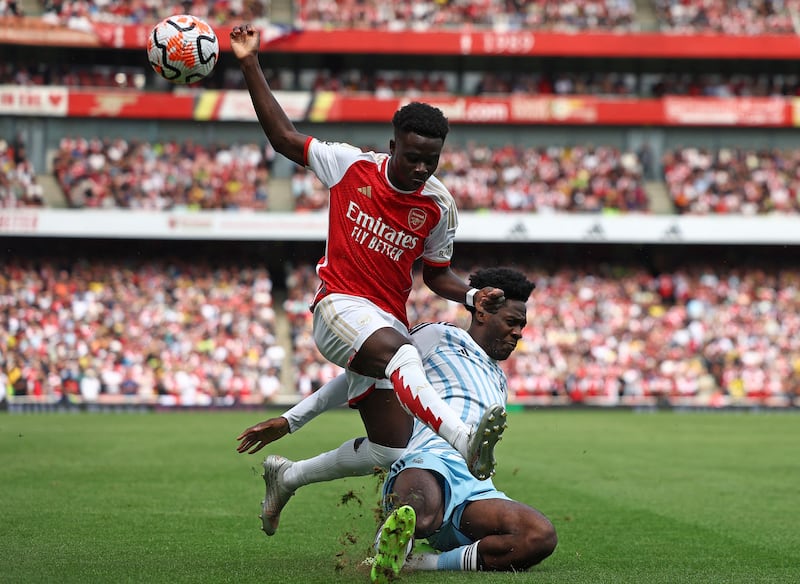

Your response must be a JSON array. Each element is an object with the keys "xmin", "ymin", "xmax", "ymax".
[{"xmin": 305, "ymin": 137, "xmax": 457, "ymax": 326}]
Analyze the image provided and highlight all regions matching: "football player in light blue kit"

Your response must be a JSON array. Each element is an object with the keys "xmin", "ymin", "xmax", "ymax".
[
  {"xmin": 237, "ymin": 267, "xmax": 556, "ymax": 581},
  {"xmin": 371, "ymin": 267, "xmax": 556, "ymax": 582}
]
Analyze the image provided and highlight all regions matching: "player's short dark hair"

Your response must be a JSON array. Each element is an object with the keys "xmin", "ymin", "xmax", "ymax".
[
  {"xmin": 467, "ymin": 267, "xmax": 535, "ymax": 312},
  {"xmin": 392, "ymin": 102, "xmax": 449, "ymax": 141}
]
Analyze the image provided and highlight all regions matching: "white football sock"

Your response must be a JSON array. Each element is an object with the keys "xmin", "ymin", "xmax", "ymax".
[
  {"xmin": 405, "ymin": 553, "xmax": 439, "ymax": 571},
  {"xmin": 385, "ymin": 344, "xmax": 470, "ymax": 456},
  {"xmin": 282, "ymin": 438, "xmax": 404, "ymax": 492}
]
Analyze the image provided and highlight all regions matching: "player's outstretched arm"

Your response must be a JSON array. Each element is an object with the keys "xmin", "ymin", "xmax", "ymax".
[
  {"xmin": 235, "ymin": 374, "xmax": 351, "ymax": 454},
  {"xmin": 422, "ymin": 264, "xmax": 505, "ymax": 313},
  {"xmin": 230, "ymin": 24, "xmax": 307, "ymax": 166},
  {"xmin": 236, "ymin": 416, "xmax": 290, "ymax": 454}
]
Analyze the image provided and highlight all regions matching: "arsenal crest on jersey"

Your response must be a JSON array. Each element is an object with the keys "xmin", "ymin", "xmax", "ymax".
[{"xmin": 408, "ymin": 208, "xmax": 427, "ymax": 231}]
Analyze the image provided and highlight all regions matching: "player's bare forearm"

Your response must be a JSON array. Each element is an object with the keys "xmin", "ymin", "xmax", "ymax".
[
  {"xmin": 231, "ymin": 24, "xmax": 306, "ymax": 165},
  {"xmin": 235, "ymin": 416, "xmax": 290, "ymax": 454}
]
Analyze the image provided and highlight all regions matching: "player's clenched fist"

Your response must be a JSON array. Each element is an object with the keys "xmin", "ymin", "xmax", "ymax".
[
  {"xmin": 477, "ymin": 286, "xmax": 506, "ymax": 314},
  {"xmin": 230, "ymin": 23, "xmax": 260, "ymax": 61}
]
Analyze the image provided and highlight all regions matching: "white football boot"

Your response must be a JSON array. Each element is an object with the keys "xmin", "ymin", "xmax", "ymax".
[
  {"xmin": 465, "ymin": 403, "xmax": 507, "ymax": 480},
  {"xmin": 259, "ymin": 454, "xmax": 295, "ymax": 536}
]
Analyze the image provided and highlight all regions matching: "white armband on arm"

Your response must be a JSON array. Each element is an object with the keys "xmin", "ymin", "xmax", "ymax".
[{"xmin": 282, "ymin": 374, "xmax": 350, "ymax": 433}]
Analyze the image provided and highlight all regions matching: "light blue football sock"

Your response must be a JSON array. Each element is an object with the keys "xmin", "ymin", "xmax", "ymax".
[{"xmin": 436, "ymin": 541, "xmax": 480, "ymax": 571}]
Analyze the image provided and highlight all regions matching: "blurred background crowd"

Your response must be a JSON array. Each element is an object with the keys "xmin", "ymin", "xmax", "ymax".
[
  {"xmin": 4, "ymin": 251, "xmax": 798, "ymax": 408},
  {"xmin": 2, "ymin": 0, "xmax": 799, "ymax": 410}
]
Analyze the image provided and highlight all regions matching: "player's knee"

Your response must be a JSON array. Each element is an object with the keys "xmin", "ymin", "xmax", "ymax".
[
  {"xmin": 520, "ymin": 515, "xmax": 558, "ymax": 566},
  {"xmin": 412, "ymin": 509, "xmax": 440, "ymax": 538}
]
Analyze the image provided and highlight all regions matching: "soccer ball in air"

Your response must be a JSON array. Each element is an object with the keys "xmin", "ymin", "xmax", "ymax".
[{"xmin": 147, "ymin": 15, "xmax": 219, "ymax": 84}]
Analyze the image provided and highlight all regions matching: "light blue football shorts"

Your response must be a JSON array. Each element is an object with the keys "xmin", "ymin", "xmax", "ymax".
[{"xmin": 382, "ymin": 449, "xmax": 511, "ymax": 551}]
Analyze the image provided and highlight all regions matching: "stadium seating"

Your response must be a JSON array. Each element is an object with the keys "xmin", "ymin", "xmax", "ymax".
[
  {"xmin": 6, "ymin": 256, "xmax": 796, "ymax": 409},
  {"xmin": 52, "ymin": 137, "xmax": 272, "ymax": 210},
  {"xmin": 47, "ymin": 139, "xmax": 648, "ymax": 213},
  {"xmin": 287, "ymin": 263, "xmax": 799, "ymax": 408},
  {"xmin": 662, "ymin": 147, "xmax": 800, "ymax": 214},
  {"xmin": 294, "ymin": 0, "xmax": 637, "ymax": 31},
  {"xmin": 1, "ymin": 258, "xmax": 282, "ymax": 406},
  {"xmin": 1, "ymin": 135, "xmax": 44, "ymax": 208},
  {"xmin": 654, "ymin": 0, "xmax": 798, "ymax": 34},
  {"xmin": 39, "ymin": 0, "xmax": 271, "ymax": 25},
  {"xmin": 2, "ymin": 1, "xmax": 800, "ymax": 411}
]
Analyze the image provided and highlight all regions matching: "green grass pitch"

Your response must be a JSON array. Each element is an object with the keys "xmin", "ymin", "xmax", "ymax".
[{"xmin": 2, "ymin": 408, "xmax": 798, "ymax": 583}]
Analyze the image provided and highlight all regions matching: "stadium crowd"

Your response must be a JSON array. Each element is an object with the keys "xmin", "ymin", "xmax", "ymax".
[
  {"xmin": 49, "ymin": 136, "xmax": 647, "ymax": 213},
  {"xmin": 38, "ymin": 0, "xmax": 271, "ymax": 25},
  {"xmin": 6, "ymin": 256, "xmax": 796, "ymax": 409},
  {"xmin": 662, "ymin": 147, "xmax": 800, "ymax": 215},
  {"xmin": 436, "ymin": 143, "xmax": 648, "ymax": 213},
  {"xmin": 298, "ymin": 69, "xmax": 800, "ymax": 99},
  {"xmin": 46, "ymin": 138, "xmax": 800, "ymax": 215},
  {"xmin": 52, "ymin": 137, "xmax": 274, "ymax": 210},
  {"xmin": 654, "ymin": 0, "xmax": 799, "ymax": 34},
  {"xmin": 31, "ymin": 0, "xmax": 636, "ymax": 30},
  {"xmin": 20, "ymin": 0, "xmax": 800, "ymax": 34},
  {"xmin": 294, "ymin": 0, "xmax": 637, "ymax": 31},
  {"xmin": 1, "ymin": 135, "xmax": 44, "ymax": 208},
  {"xmin": 287, "ymin": 261, "xmax": 800, "ymax": 407},
  {"xmin": 1, "ymin": 258, "xmax": 283, "ymax": 406}
]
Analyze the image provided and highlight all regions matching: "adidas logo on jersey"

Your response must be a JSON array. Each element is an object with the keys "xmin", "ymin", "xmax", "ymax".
[{"xmin": 357, "ymin": 186, "xmax": 372, "ymax": 198}]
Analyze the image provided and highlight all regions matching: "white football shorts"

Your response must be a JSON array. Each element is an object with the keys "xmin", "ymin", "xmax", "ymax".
[{"xmin": 312, "ymin": 293, "xmax": 411, "ymax": 402}]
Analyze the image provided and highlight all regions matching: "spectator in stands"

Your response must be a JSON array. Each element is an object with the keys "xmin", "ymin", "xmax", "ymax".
[
  {"xmin": 51, "ymin": 137, "xmax": 272, "ymax": 210},
  {"xmin": 1, "ymin": 258, "xmax": 279, "ymax": 406},
  {"xmin": 296, "ymin": 0, "xmax": 636, "ymax": 32},
  {"xmin": 0, "ymin": 137, "xmax": 44, "ymax": 208},
  {"xmin": 662, "ymin": 147, "xmax": 800, "ymax": 215},
  {"xmin": 40, "ymin": 0, "xmax": 271, "ymax": 25},
  {"xmin": 655, "ymin": 0, "xmax": 796, "ymax": 35},
  {"xmin": 3, "ymin": 255, "xmax": 799, "ymax": 409}
]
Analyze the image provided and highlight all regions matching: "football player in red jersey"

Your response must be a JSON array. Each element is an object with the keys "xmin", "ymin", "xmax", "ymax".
[{"xmin": 231, "ymin": 24, "xmax": 506, "ymax": 534}]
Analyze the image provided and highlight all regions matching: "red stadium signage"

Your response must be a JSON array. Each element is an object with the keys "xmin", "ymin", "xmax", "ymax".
[
  {"xmin": 4, "ymin": 16, "xmax": 800, "ymax": 59},
  {"xmin": 0, "ymin": 85, "xmax": 794, "ymax": 126},
  {"xmin": 663, "ymin": 97, "xmax": 788, "ymax": 126},
  {"xmin": 266, "ymin": 29, "xmax": 800, "ymax": 59},
  {"xmin": 308, "ymin": 94, "xmax": 793, "ymax": 127},
  {"xmin": 62, "ymin": 89, "xmax": 308, "ymax": 121},
  {"xmin": 67, "ymin": 90, "xmax": 196, "ymax": 119}
]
